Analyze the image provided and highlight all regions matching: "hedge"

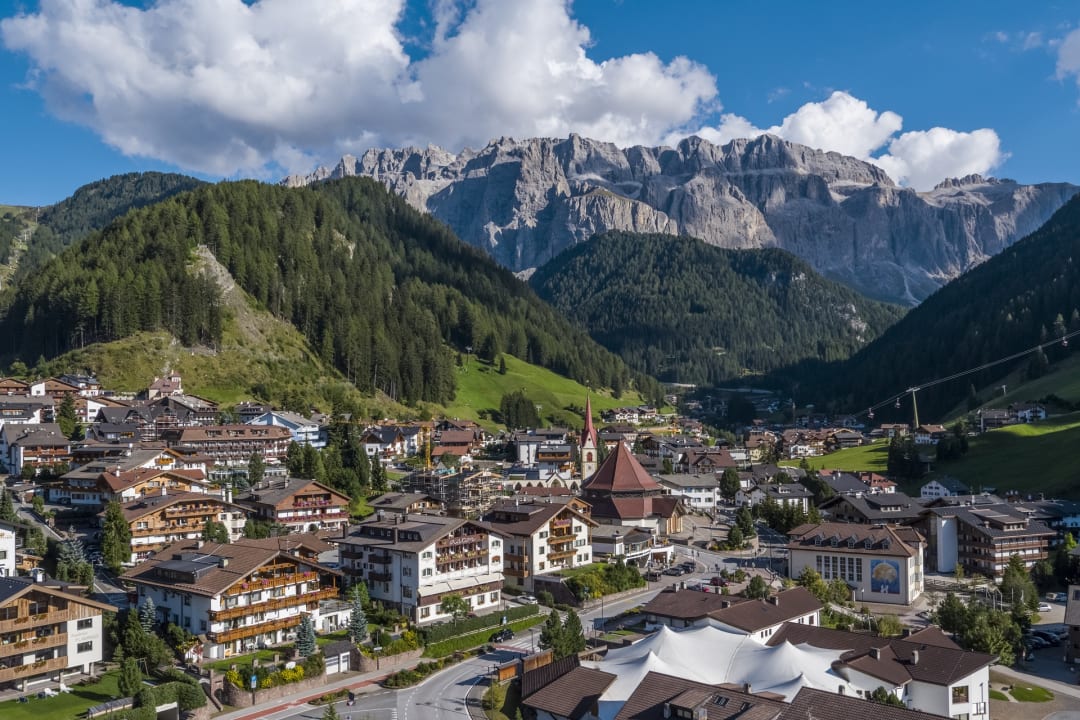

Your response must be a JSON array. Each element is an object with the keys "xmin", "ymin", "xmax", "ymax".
[
  {"xmin": 420, "ymin": 605, "xmax": 540, "ymax": 644},
  {"xmin": 423, "ymin": 615, "xmax": 547, "ymax": 658},
  {"xmin": 108, "ymin": 680, "xmax": 207, "ymax": 720}
]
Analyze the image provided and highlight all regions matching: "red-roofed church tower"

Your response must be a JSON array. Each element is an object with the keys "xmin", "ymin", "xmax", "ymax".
[{"xmin": 580, "ymin": 396, "xmax": 599, "ymax": 480}]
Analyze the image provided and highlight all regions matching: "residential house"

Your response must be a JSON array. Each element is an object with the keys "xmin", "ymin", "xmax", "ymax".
[
  {"xmin": 977, "ymin": 409, "xmax": 1011, "ymax": 430},
  {"xmin": 655, "ymin": 474, "xmax": 720, "ymax": 512},
  {"xmin": 612, "ymin": 671, "xmax": 786, "ymax": 720},
  {"xmin": 514, "ymin": 428, "xmax": 571, "ymax": 465},
  {"xmin": 768, "ymin": 625, "xmax": 992, "ymax": 720},
  {"xmin": 237, "ymin": 478, "xmax": 351, "ymax": 534},
  {"xmin": 482, "ymin": 498, "xmax": 596, "ymax": 591},
  {"xmin": 0, "ymin": 378, "xmax": 29, "ymax": 395},
  {"xmin": 828, "ymin": 429, "xmax": 864, "ymax": 450},
  {"xmin": 590, "ymin": 528, "xmax": 673, "ymax": 566},
  {"xmin": 915, "ymin": 503, "xmax": 1055, "ymax": 577},
  {"xmin": 678, "ymin": 449, "xmax": 736, "ymax": 475},
  {"xmin": 150, "ymin": 394, "xmax": 219, "ymax": 426},
  {"xmin": 0, "ymin": 577, "xmax": 116, "ymax": 690},
  {"xmin": 521, "ymin": 655, "xmax": 616, "ymax": 720},
  {"xmin": 247, "ymin": 411, "xmax": 325, "ymax": 448},
  {"xmin": 28, "ymin": 377, "xmax": 81, "ymax": 403},
  {"xmin": 361, "ymin": 426, "xmax": 406, "ymax": 462},
  {"xmin": 0, "ymin": 521, "xmax": 15, "ymax": 578},
  {"xmin": 913, "ymin": 425, "xmax": 950, "ymax": 445},
  {"xmin": 819, "ymin": 470, "xmax": 871, "ymax": 497},
  {"xmin": 0, "ymin": 398, "xmax": 51, "ymax": 428},
  {"xmin": 335, "ymin": 513, "xmax": 504, "ymax": 624},
  {"xmin": 58, "ymin": 374, "xmax": 102, "ymax": 397},
  {"xmin": 105, "ymin": 492, "xmax": 247, "ymax": 564},
  {"xmin": 143, "ymin": 374, "xmax": 184, "ymax": 400},
  {"xmin": 877, "ymin": 423, "xmax": 910, "ymax": 438},
  {"xmin": 92, "ymin": 468, "xmax": 215, "ymax": 506},
  {"xmin": 919, "ymin": 477, "xmax": 969, "ymax": 500},
  {"xmin": 123, "ymin": 536, "xmax": 342, "ymax": 659},
  {"xmin": 787, "ymin": 522, "xmax": 925, "ymax": 605},
  {"xmin": 52, "ymin": 448, "xmax": 211, "ymax": 506},
  {"xmin": 737, "ymin": 482, "xmax": 813, "ymax": 512},
  {"xmin": 581, "ymin": 443, "xmax": 685, "ymax": 536},
  {"xmin": 0, "ymin": 423, "xmax": 71, "ymax": 476},
  {"xmin": 818, "ymin": 492, "xmax": 925, "ymax": 525},
  {"xmin": 642, "ymin": 586, "xmax": 822, "ymax": 640},
  {"xmin": 163, "ymin": 424, "xmax": 292, "ymax": 467},
  {"xmin": 366, "ymin": 492, "xmax": 443, "ymax": 518},
  {"xmin": 1009, "ymin": 403, "xmax": 1047, "ymax": 423}
]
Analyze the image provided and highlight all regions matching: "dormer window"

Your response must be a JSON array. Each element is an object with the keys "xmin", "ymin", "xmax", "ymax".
[
  {"xmin": 830, "ymin": 537, "xmax": 839, "ymax": 548},
  {"xmin": 848, "ymin": 538, "xmax": 856, "ymax": 548},
  {"xmin": 814, "ymin": 536, "xmax": 822, "ymax": 546},
  {"xmin": 864, "ymin": 538, "xmax": 873, "ymax": 549}
]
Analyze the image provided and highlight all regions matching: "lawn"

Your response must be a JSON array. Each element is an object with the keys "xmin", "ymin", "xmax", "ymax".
[
  {"xmin": 484, "ymin": 678, "xmax": 522, "ymax": 720},
  {"xmin": 925, "ymin": 412, "xmax": 1080, "ymax": 498},
  {"xmin": 0, "ymin": 669, "xmax": 121, "ymax": 720},
  {"xmin": 204, "ymin": 649, "xmax": 280, "ymax": 672},
  {"xmin": 988, "ymin": 689, "xmax": 1009, "ymax": 701},
  {"xmin": 779, "ymin": 441, "xmax": 890, "ymax": 473},
  {"xmin": 944, "ymin": 352, "xmax": 1080, "ymax": 421},
  {"xmin": 553, "ymin": 563, "xmax": 607, "ymax": 580},
  {"xmin": 1008, "ymin": 684, "xmax": 1054, "ymax": 702},
  {"xmin": 446, "ymin": 354, "xmax": 648, "ymax": 431}
]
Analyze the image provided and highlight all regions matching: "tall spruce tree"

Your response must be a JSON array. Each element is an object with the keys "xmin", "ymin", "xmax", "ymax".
[
  {"xmin": 102, "ymin": 500, "xmax": 133, "ymax": 573},
  {"xmin": 138, "ymin": 597, "xmax": 157, "ymax": 634},
  {"xmin": 347, "ymin": 594, "xmax": 368, "ymax": 644},
  {"xmin": 118, "ymin": 657, "xmax": 142, "ymax": 698},
  {"xmin": 296, "ymin": 614, "xmax": 317, "ymax": 657}
]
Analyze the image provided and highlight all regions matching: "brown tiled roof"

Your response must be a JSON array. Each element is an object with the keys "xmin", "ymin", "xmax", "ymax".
[
  {"xmin": 614, "ymin": 671, "xmax": 784, "ymax": 720},
  {"xmin": 780, "ymin": 688, "xmax": 947, "ymax": 720},
  {"xmin": 583, "ymin": 442, "xmax": 662, "ymax": 494},
  {"xmin": 242, "ymin": 478, "xmax": 351, "ymax": 509},
  {"xmin": 482, "ymin": 500, "xmax": 597, "ymax": 536},
  {"xmin": 100, "ymin": 467, "xmax": 208, "ymax": 493},
  {"xmin": 787, "ymin": 522, "xmax": 922, "ymax": 558},
  {"xmin": 643, "ymin": 589, "xmax": 747, "ymax": 622},
  {"xmin": 122, "ymin": 536, "xmax": 337, "ymax": 598},
  {"xmin": 108, "ymin": 492, "xmax": 240, "ymax": 523},
  {"xmin": 522, "ymin": 654, "xmax": 579, "ymax": 698},
  {"xmin": 709, "ymin": 587, "xmax": 822, "ymax": 632},
  {"xmin": 172, "ymin": 425, "xmax": 291, "ymax": 442},
  {"xmin": 589, "ymin": 495, "xmax": 684, "ymax": 522},
  {"xmin": 522, "ymin": 665, "xmax": 616, "ymax": 720},
  {"xmin": 768, "ymin": 623, "xmax": 993, "ymax": 686}
]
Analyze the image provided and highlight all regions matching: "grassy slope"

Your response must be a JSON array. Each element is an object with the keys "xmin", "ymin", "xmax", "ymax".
[
  {"xmin": 447, "ymin": 354, "xmax": 646, "ymax": 430},
  {"xmin": 943, "ymin": 352, "xmax": 1080, "ymax": 422},
  {"xmin": 783, "ymin": 412, "xmax": 1080, "ymax": 498},
  {"xmin": 0, "ymin": 669, "xmax": 120, "ymax": 720}
]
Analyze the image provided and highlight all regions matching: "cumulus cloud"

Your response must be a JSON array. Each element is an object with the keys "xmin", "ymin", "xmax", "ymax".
[
  {"xmin": 0, "ymin": 0, "xmax": 716, "ymax": 175},
  {"xmin": 687, "ymin": 91, "xmax": 1002, "ymax": 191},
  {"xmin": 1058, "ymin": 27, "xmax": 1080, "ymax": 88}
]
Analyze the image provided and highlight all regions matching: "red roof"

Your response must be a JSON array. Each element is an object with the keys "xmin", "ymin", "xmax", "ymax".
[{"xmin": 583, "ymin": 442, "xmax": 662, "ymax": 494}]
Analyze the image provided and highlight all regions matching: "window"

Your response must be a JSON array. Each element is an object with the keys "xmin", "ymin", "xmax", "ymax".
[
  {"xmin": 183, "ymin": 595, "xmax": 191, "ymax": 606},
  {"xmin": 200, "ymin": 620, "xmax": 207, "ymax": 632},
  {"xmin": 403, "ymin": 566, "xmax": 412, "ymax": 577},
  {"xmin": 489, "ymin": 592, "xmax": 498, "ymax": 601},
  {"xmin": 422, "ymin": 568, "xmax": 433, "ymax": 577},
  {"xmin": 77, "ymin": 641, "xmax": 93, "ymax": 653},
  {"xmin": 539, "ymin": 531, "xmax": 548, "ymax": 539},
  {"xmin": 538, "ymin": 546, "xmax": 545, "ymax": 555},
  {"xmin": 423, "ymin": 550, "xmax": 433, "ymax": 559},
  {"xmin": 491, "ymin": 539, "xmax": 501, "ymax": 548},
  {"xmin": 952, "ymin": 686, "xmax": 969, "ymax": 703},
  {"xmin": 421, "ymin": 606, "xmax": 431, "ymax": 618},
  {"xmin": 77, "ymin": 618, "xmax": 93, "ymax": 630}
]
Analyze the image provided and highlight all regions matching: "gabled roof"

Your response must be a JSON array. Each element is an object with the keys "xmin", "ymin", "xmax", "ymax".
[
  {"xmin": 482, "ymin": 500, "xmax": 597, "ymax": 536},
  {"xmin": 523, "ymin": 663, "xmax": 616, "ymax": 720},
  {"xmin": 99, "ymin": 467, "xmax": 208, "ymax": 493},
  {"xmin": 106, "ymin": 492, "xmax": 242, "ymax": 523},
  {"xmin": 0, "ymin": 576, "xmax": 116, "ymax": 613},
  {"xmin": 780, "ymin": 687, "xmax": 949, "ymax": 720},
  {"xmin": 709, "ymin": 587, "xmax": 821, "ymax": 632},
  {"xmin": 583, "ymin": 442, "xmax": 662, "ymax": 494},
  {"xmin": 0, "ymin": 423, "xmax": 70, "ymax": 447},
  {"xmin": 614, "ymin": 671, "xmax": 784, "ymax": 720},
  {"xmin": 243, "ymin": 478, "xmax": 351, "ymax": 509},
  {"xmin": 767, "ymin": 623, "xmax": 993, "ymax": 686},
  {"xmin": 787, "ymin": 522, "xmax": 922, "ymax": 558}
]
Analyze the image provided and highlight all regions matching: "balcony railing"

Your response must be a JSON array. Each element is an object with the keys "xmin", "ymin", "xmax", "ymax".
[
  {"xmin": 548, "ymin": 548, "xmax": 575, "ymax": 561},
  {"xmin": 340, "ymin": 550, "xmax": 364, "ymax": 561},
  {"xmin": 505, "ymin": 553, "xmax": 528, "ymax": 563},
  {"xmin": 369, "ymin": 554, "xmax": 392, "ymax": 565},
  {"xmin": 226, "ymin": 571, "xmax": 317, "ymax": 597},
  {"xmin": 210, "ymin": 587, "xmax": 339, "ymax": 621},
  {"xmin": 0, "ymin": 656, "xmax": 69, "ymax": 682},
  {"xmin": 209, "ymin": 616, "xmax": 301, "ymax": 644},
  {"xmin": 548, "ymin": 535, "xmax": 575, "ymax": 546},
  {"xmin": 0, "ymin": 633, "xmax": 67, "ymax": 659},
  {"xmin": 503, "ymin": 567, "xmax": 530, "ymax": 578},
  {"xmin": 550, "ymin": 518, "xmax": 572, "ymax": 529},
  {"xmin": 0, "ymin": 610, "xmax": 71, "ymax": 634},
  {"xmin": 165, "ymin": 505, "xmax": 216, "ymax": 516}
]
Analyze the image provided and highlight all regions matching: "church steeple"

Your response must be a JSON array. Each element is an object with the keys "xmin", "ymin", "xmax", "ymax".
[{"xmin": 580, "ymin": 395, "xmax": 598, "ymax": 480}]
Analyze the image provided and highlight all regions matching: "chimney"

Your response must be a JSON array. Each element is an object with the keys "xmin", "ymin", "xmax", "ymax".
[
  {"xmin": 743, "ymin": 683, "xmax": 751, "ymax": 694},
  {"xmin": 768, "ymin": 595, "xmax": 779, "ymax": 606},
  {"xmin": 721, "ymin": 600, "xmax": 731, "ymax": 609},
  {"xmin": 219, "ymin": 557, "xmax": 229, "ymax": 568},
  {"xmin": 196, "ymin": 540, "xmax": 205, "ymax": 549},
  {"xmin": 911, "ymin": 650, "xmax": 920, "ymax": 665},
  {"xmin": 871, "ymin": 647, "xmax": 881, "ymax": 660},
  {"xmin": 225, "ymin": 486, "xmax": 233, "ymax": 504},
  {"xmin": 161, "ymin": 486, "xmax": 167, "ymax": 497}
]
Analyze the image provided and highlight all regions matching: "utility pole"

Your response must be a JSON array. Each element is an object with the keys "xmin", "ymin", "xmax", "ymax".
[{"xmin": 905, "ymin": 387, "xmax": 921, "ymax": 429}]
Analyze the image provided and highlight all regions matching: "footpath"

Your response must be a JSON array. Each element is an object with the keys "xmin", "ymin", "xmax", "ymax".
[{"xmin": 215, "ymin": 663, "xmax": 400, "ymax": 720}]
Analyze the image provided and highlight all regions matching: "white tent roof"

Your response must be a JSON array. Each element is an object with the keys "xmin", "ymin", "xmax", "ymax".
[{"xmin": 586, "ymin": 625, "xmax": 852, "ymax": 720}]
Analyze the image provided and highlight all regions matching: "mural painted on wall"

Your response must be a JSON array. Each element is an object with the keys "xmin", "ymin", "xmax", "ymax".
[{"xmin": 870, "ymin": 559, "xmax": 901, "ymax": 595}]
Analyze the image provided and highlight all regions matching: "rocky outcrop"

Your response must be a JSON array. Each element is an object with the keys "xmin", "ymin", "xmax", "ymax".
[{"xmin": 284, "ymin": 135, "xmax": 1079, "ymax": 305}]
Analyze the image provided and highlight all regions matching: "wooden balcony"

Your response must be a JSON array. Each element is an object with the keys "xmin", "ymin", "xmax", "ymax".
[
  {"xmin": 226, "ymin": 571, "xmax": 317, "ymax": 596},
  {"xmin": 369, "ymin": 554, "xmax": 392, "ymax": 565},
  {"xmin": 550, "ymin": 518, "xmax": 572, "ymax": 529},
  {"xmin": 0, "ymin": 610, "xmax": 71, "ymax": 634},
  {"xmin": 369, "ymin": 571, "xmax": 392, "ymax": 582},
  {"xmin": 209, "ymin": 616, "xmax": 302, "ymax": 644},
  {"xmin": 210, "ymin": 587, "xmax": 339, "ymax": 621},
  {"xmin": 505, "ymin": 553, "xmax": 528, "ymax": 563},
  {"xmin": 548, "ymin": 548, "xmax": 575, "ymax": 561},
  {"xmin": 0, "ymin": 656, "xmax": 69, "ymax": 683},
  {"xmin": 340, "ymin": 550, "xmax": 365, "ymax": 561},
  {"xmin": 0, "ymin": 633, "xmax": 67, "ymax": 659},
  {"xmin": 165, "ymin": 505, "xmax": 216, "ymax": 517},
  {"xmin": 548, "ymin": 535, "xmax": 575, "ymax": 547},
  {"xmin": 503, "ymin": 567, "xmax": 530, "ymax": 578}
]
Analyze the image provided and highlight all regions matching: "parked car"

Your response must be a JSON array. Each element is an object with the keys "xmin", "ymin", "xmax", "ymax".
[
  {"xmin": 1046, "ymin": 592, "xmax": 1063, "ymax": 602},
  {"xmin": 680, "ymin": 561, "xmax": 696, "ymax": 572},
  {"xmin": 1037, "ymin": 602, "xmax": 1053, "ymax": 613},
  {"xmin": 489, "ymin": 628, "xmax": 515, "ymax": 643},
  {"xmin": 1024, "ymin": 636, "xmax": 1048, "ymax": 650},
  {"xmin": 1031, "ymin": 630, "xmax": 1059, "ymax": 645},
  {"xmin": 518, "ymin": 594, "xmax": 539, "ymax": 605},
  {"xmin": 708, "ymin": 576, "xmax": 728, "ymax": 587},
  {"xmin": 645, "ymin": 570, "xmax": 662, "ymax": 581},
  {"xmin": 663, "ymin": 566, "xmax": 687, "ymax": 576}
]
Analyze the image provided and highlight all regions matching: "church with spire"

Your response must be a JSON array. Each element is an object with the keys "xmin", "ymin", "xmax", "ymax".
[{"xmin": 580, "ymin": 395, "xmax": 599, "ymax": 480}]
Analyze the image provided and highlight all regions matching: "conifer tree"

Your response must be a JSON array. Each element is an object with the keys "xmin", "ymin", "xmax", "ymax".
[
  {"xmin": 347, "ymin": 594, "xmax": 368, "ymax": 644},
  {"xmin": 102, "ymin": 500, "xmax": 133, "ymax": 573},
  {"xmin": 296, "ymin": 614, "xmax": 317, "ymax": 657}
]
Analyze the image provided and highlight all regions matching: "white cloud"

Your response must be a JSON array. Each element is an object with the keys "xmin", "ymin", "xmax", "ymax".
[
  {"xmin": 875, "ymin": 128, "xmax": 1004, "ymax": 190},
  {"xmin": 686, "ymin": 91, "xmax": 1002, "ymax": 191},
  {"xmin": 0, "ymin": 0, "xmax": 717, "ymax": 175},
  {"xmin": 1058, "ymin": 27, "xmax": 1080, "ymax": 87}
]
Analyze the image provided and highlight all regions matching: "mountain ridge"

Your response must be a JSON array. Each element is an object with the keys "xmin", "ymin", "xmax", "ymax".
[{"xmin": 285, "ymin": 134, "xmax": 1079, "ymax": 306}]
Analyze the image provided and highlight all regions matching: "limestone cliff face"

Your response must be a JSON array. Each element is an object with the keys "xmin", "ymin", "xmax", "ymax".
[{"xmin": 284, "ymin": 135, "xmax": 1078, "ymax": 305}]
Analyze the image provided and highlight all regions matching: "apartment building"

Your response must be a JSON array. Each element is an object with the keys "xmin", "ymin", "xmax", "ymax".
[
  {"xmin": 0, "ymin": 577, "xmax": 115, "ymax": 691},
  {"xmin": 482, "ymin": 498, "xmax": 596, "ymax": 591},
  {"xmin": 123, "ymin": 537, "xmax": 341, "ymax": 660},
  {"xmin": 163, "ymin": 425, "xmax": 292, "ymax": 467},
  {"xmin": 237, "ymin": 478, "xmax": 351, "ymax": 534},
  {"xmin": 107, "ymin": 492, "xmax": 247, "ymax": 564},
  {"xmin": 916, "ymin": 503, "xmax": 1055, "ymax": 577},
  {"xmin": 336, "ymin": 513, "xmax": 505, "ymax": 624},
  {"xmin": 0, "ymin": 521, "xmax": 14, "ymax": 578},
  {"xmin": 401, "ymin": 468, "xmax": 504, "ymax": 518}
]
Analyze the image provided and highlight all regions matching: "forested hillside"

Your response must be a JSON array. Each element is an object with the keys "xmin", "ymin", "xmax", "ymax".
[
  {"xmin": 797, "ymin": 193, "xmax": 1080, "ymax": 418},
  {"xmin": 0, "ymin": 178, "xmax": 657, "ymax": 406},
  {"xmin": 17, "ymin": 172, "xmax": 205, "ymax": 280},
  {"xmin": 0, "ymin": 207, "xmax": 28, "ymax": 266},
  {"xmin": 530, "ymin": 232, "xmax": 904, "ymax": 384}
]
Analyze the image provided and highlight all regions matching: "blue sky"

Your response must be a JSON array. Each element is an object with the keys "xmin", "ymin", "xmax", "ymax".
[{"xmin": 1, "ymin": 0, "xmax": 1078, "ymax": 206}]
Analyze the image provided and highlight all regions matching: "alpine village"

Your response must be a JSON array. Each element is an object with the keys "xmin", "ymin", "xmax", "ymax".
[{"xmin": 3, "ymin": 5, "xmax": 1080, "ymax": 720}]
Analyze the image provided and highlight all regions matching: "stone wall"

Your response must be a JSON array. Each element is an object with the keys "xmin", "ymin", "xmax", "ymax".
[
  {"xmin": 221, "ymin": 674, "xmax": 327, "ymax": 709},
  {"xmin": 357, "ymin": 647, "xmax": 423, "ymax": 674}
]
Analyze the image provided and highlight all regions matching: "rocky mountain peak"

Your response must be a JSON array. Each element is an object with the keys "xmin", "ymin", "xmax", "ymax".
[{"xmin": 283, "ymin": 134, "xmax": 1079, "ymax": 305}]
